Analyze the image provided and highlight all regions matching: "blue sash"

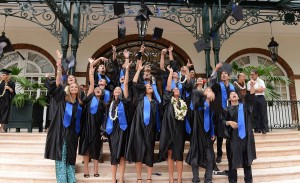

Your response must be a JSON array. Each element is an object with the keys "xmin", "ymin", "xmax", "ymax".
[
  {"xmin": 185, "ymin": 117, "xmax": 191, "ymax": 134},
  {"xmin": 238, "ymin": 103, "xmax": 246, "ymax": 139},
  {"xmin": 104, "ymin": 90, "xmax": 110, "ymax": 104},
  {"xmin": 63, "ymin": 102, "xmax": 82, "ymax": 134},
  {"xmin": 220, "ymin": 82, "xmax": 235, "ymax": 109},
  {"xmin": 189, "ymin": 102, "xmax": 203, "ymax": 111},
  {"xmin": 143, "ymin": 96, "xmax": 151, "ymax": 126},
  {"xmin": 106, "ymin": 101, "xmax": 127, "ymax": 134},
  {"xmin": 119, "ymin": 69, "xmax": 125, "ymax": 80},
  {"xmin": 156, "ymin": 103, "xmax": 161, "ymax": 132},
  {"xmin": 121, "ymin": 83, "xmax": 124, "ymax": 91},
  {"xmin": 90, "ymin": 96, "xmax": 99, "ymax": 115},
  {"xmin": 144, "ymin": 81, "xmax": 161, "ymax": 104},
  {"xmin": 204, "ymin": 101, "xmax": 210, "ymax": 132},
  {"xmin": 98, "ymin": 73, "xmax": 111, "ymax": 83}
]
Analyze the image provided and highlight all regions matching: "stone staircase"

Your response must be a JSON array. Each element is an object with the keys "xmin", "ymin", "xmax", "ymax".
[{"xmin": 0, "ymin": 130, "xmax": 300, "ymax": 183}]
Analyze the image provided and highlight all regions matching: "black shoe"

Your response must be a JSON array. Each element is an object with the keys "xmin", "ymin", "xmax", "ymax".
[
  {"xmin": 262, "ymin": 130, "xmax": 267, "ymax": 134},
  {"xmin": 254, "ymin": 129, "xmax": 261, "ymax": 133},
  {"xmin": 99, "ymin": 157, "xmax": 104, "ymax": 163},
  {"xmin": 216, "ymin": 156, "xmax": 222, "ymax": 163}
]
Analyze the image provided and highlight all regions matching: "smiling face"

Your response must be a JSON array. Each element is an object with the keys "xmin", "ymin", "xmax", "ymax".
[
  {"xmin": 196, "ymin": 77, "xmax": 203, "ymax": 86},
  {"xmin": 113, "ymin": 86, "xmax": 122, "ymax": 98},
  {"xmin": 220, "ymin": 71, "xmax": 230, "ymax": 81},
  {"xmin": 0, "ymin": 73, "xmax": 8, "ymax": 81},
  {"xmin": 69, "ymin": 83, "xmax": 79, "ymax": 94},
  {"xmin": 67, "ymin": 75, "xmax": 76, "ymax": 85},
  {"xmin": 172, "ymin": 87, "xmax": 180, "ymax": 98},
  {"xmin": 145, "ymin": 83, "xmax": 153, "ymax": 94},
  {"xmin": 180, "ymin": 66, "xmax": 186, "ymax": 75},
  {"xmin": 238, "ymin": 73, "xmax": 246, "ymax": 83},
  {"xmin": 190, "ymin": 70, "xmax": 195, "ymax": 78},
  {"xmin": 172, "ymin": 72, "xmax": 179, "ymax": 80},
  {"xmin": 94, "ymin": 87, "xmax": 102, "ymax": 97}
]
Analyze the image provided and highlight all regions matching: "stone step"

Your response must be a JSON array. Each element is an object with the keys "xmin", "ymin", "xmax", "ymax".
[
  {"xmin": 1, "ymin": 155, "xmax": 300, "ymax": 173},
  {"xmin": 0, "ymin": 166, "xmax": 300, "ymax": 183}
]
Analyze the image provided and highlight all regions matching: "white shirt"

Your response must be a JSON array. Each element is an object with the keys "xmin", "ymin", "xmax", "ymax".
[{"xmin": 247, "ymin": 77, "xmax": 265, "ymax": 96}]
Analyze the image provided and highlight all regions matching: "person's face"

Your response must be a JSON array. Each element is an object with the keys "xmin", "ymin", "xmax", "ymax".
[
  {"xmin": 98, "ymin": 64, "xmax": 106, "ymax": 73},
  {"xmin": 113, "ymin": 87, "xmax": 122, "ymax": 97},
  {"xmin": 204, "ymin": 87, "xmax": 212, "ymax": 96},
  {"xmin": 69, "ymin": 83, "xmax": 79, "ymax": 94},
  {"xmin": 250, "ymin": 72, "xmax": 258, "ymax": 80},
  {"xmin": 172, "ymin": 72, "xmax": 178, "ymax": 79},
  {"xmin": 196, "ymin": 77, "xmax": 203, "ymax": 86},
  {"xmin": 180, "ymin": 66, "xmax": 186, "ymax": 75},
  {"xmin": 229, "ymin": 91, "xmax": 239, "ymax": 102},
  {"xmin": 0, "ymin": 74, "xmax": 8, "ymax": 81},
  {"xmin": 98, "ymin": 79, "xmax": 107, "ymax": 89},
  {"xmin": 79, "ymin": 85, "xmax": 84, "ymax": 90},
  {"xmin": 145, "ymin": 84, "xmax": 153, "ymax": 94},
  {"xmin": 220, "ymin": 71, "xmax": 229, "ymax": 81},
  {"xmin": 190, "ymin": 70, "xmax": 195, "ymax": 78},
  {"xmin": 144, "ymin": 65, "xmax": 151, "ymax": 72},
  {"xmin": 238, "ymin": 73, "xmax": 246, "ymax": 83},
  {"xmin": 67, "ymin": 75, "xmax": 76, "ymax": 85},
  {"xmin": 143, "ymin": 72, "xmax": 151, "ymax": 80},
  {"xmin": 94, "ymin": 87, "xmax": 102, "ymax": 97},
  {"xmin": 172, "ymin": 87, "xmax": 180, "ymax": 98}
]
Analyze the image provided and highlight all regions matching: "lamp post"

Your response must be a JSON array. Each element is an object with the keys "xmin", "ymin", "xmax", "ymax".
[{"xmin": 268, "ymin": 37, "xmax": 279, "ymax": 63}]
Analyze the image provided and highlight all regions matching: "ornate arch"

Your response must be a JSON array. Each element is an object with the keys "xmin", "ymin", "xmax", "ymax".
[{"xmin": 225, "ymin": 48, "xmax": 297, "ymax": 101}]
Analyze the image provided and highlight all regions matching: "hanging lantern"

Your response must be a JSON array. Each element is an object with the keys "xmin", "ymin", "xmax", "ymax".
[{"xmin": 268, "ymin": 37, "xmax": 279, "ymax": 63}]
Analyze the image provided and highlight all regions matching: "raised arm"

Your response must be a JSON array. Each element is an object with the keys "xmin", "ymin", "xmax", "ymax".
[
  {"xmin": 112, "ymin": 45, "xmax": 117, "ymax": 61},
  {"xmin": 160, "ymin": 48, "xmax": 167, "ymax": 71},
  {"xmin": 166, "ymin": 66, "xmax": 173, "ymax": 91},
  {"xmin": 168, "ymin": 45, "xmax": 174, "ymax": 61},
  {"xmin": 133, "ymin": 60, "xmax": 143, "ymax": 83},
  {"xmin": 87, "ymin": 58, "xmax": 96, "ymax": 96},
  {"xmin": 55, "ymin": 50, "xmax": 63, "ymax": 87},
  {"xmin": 92, "ymin": 57, "xmax": 108, "ymax": 66},
  {"xmin": 123, "ymin": 61, "xmax": 132, "ymax": 99},
  {"xmin": 184, "ymin": 66, "xmax": 190, "ymax": 82},
  {"xmin": 123, "ymin": 49, "xmax": 130, "ymax": 69},
  {"xmin": 209, "ymin": 62, "xmax": 222, "ymax": 86}
]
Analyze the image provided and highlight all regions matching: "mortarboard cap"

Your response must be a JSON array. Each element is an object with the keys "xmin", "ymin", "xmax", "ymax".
[
  {"xmin": 169, "ymin": 60, "xmax": 179, "ymax": 72},
  {"xmin": 194, "ymin": 38, "xmax": 210, "ymax": 53},
  {"xmin": 152, "ymin": 27, "xmax": 163, "ymax": 40},
  {"xmin": 139, "ymin": 5, "xmax": 153, "ymax": 20},
  {"xmin": 232, "ymin": 4, "xmax": 243, "ymax": 21},
  {"xmin": 219, "ymin": 62, "xmax": 232, "ymax": 75},
  {"xmin": 118, "ymin": 18, "xmax": 126, "ymax": 39},
  {"xmin": 62, "ymin": 55, "xmax": 76, "ymax": 72},
  {"xmin": 113, "ymin": 4, "xmax": 125, "ymax": 16},
  {"xmin": 0, "ymin": 68, "xmax": 12, "ymax": 75}
]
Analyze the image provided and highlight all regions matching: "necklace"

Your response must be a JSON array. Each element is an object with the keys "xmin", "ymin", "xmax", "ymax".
[
  {"xmin": 171, "ymin": 97, "xmax": 187, "ymax": 121},
  {"xmin": 109, "ymin": 101, "xmax": 118, "ymax": 120},
  {"xmin": 0, "ymin": 81, "xmax": 8, "ymax": 98},
  {"xmin": 234, "ymin": 81, "xmax": 246, "ymax": 90},
  {"xmin": 179, "ymin": 73, "xmax": 187, "ymax": 83}
]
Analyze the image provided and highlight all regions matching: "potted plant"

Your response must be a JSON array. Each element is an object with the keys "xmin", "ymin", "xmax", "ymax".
[{"xmin": 6, "ymin": 66, "xmax": 47, "ymax": 132}]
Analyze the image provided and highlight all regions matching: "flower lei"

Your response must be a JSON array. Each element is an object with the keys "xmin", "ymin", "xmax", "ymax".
[
  {"xmin": 179, "ymin": 72, "xmax": 187, "ymax": 83},
  {"xmin": 234, "ymin": 81, "xmax": 246, "ymax": 90},
  {"xmin": 109, "ymin": 101, "xmax": 118, "ymax": 120},
  {"xmin": 171, "ymin": 97, "xmax": 188, "ymax": 121},
  {"xmin": 0, "ymin": 81, "xmax": 8, "ymax": 98}
]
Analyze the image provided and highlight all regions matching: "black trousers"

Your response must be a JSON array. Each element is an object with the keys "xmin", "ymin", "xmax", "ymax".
[
  {"xmin": 253, "ymin": 95, "xmax": 269, "ymax": 132},
  {"xmin": 228, "ymin": 165, "xmax": 253, "ymax": 183},
  {"xmin": 191, "ymin": 147, "xmax": 214, "ymax": 183},
  {"xmin": 217, "ymin": 137, "xmax": 223, "ymax": 157}
]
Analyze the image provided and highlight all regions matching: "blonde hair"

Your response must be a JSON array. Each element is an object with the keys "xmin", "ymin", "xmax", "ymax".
[{"xmin": 65, "ymin": 83, "xmax": 82, "ymax": 105}]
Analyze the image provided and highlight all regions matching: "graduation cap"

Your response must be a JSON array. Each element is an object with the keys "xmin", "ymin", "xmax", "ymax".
[
  {"xmin": 139, "ymin": 4, "xmax": 153, "ymax": 20},
  {"xmin": 169, "ymin": 60, "xmax": 179, "ymax": 72},
  {"xmin": 118, "ymin": 18, "xmax": 126, "ymax": 39},
  {"xmin": 232, "ymin": 4, "xmax": 243, "ymax": 21},
  {"xmin": 219, "ymin": 63, "xmax": 232, "ymax": 75},
  {"xmin": 152, "ymin": 27, "xmax": 163, "ymax": 40},
  {"xmin": 194, "ymin": 38, "xmax": 210, "ymax": 53},
  {"xmin": 62, "ymin": 55, "xmax": 76, "ymax": 72},
  {"xmin": 0, "ymin": 68, "xmax": 12, "ymax": 75},
  {"xmin": 0, "ymin": 32, "xmax": 15, "ymax": 59},
  {"xmin": 113, "ymin": 4, "xmax": 125, "ymax": 16}
]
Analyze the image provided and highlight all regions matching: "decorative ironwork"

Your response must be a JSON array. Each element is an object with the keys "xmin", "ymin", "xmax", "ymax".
[
  {"xmin": 0, "ymin": 3, "xmax": 62, "ymax": 40},
  {"xmin": 220, "ymin": 9, "xmax": 300, "ymax": 43},
  {"xmin": 79, "ymin": 4, "xmax": 203, "ymax": 41}
]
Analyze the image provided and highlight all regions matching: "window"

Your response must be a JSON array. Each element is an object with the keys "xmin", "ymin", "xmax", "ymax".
[{"xmin": 231, "ymin": 54, "xmax": 289, "ymax": 100}]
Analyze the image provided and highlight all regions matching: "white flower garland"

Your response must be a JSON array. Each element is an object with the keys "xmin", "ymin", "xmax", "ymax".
[
  {"xmin": 109, "ymin": 101, "xmax": 118, "ymax": 120},
  {"xmin": 234, "ymin": 81, "xmax": 246, "ymax": 90},
  {"xmin": 0, "ymin": 81, "xmax": 7, "ymax": 98},
  {"xmin": 179, "ymin": 72, "xmax": 187, "ymax": 83},
  {"xmin": 171, "ymin": 97, "xmax": 188, "ymax": 121}
]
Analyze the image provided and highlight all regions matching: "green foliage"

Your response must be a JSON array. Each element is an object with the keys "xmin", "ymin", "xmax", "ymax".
[
  {"xmin": 8, "ymin": 66, "xmax": 23, "ymax": 76},
  {"xmin": 232, "ymin": 61, "xmax": 291, "ymax": 100}
]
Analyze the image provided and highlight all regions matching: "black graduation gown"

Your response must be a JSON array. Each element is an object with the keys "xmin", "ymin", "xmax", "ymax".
[
  {"xmin": 44, "ymin": 84, "xmax": 81, "ymax": 165},
  {"xmin": 222, "ymin": 94, "xmax": 257, "ymax": 169},
  {"xmin": 185, "ymin": 89, "xmax": 214, "ymax": 168},
  {"xmin": 126, "ymin": 83, "xmax": 158, "ymax": 167},
  {"xmin": 0, "ymin": 80, "xmax": 15, "ymax": 124},
  {"xmin": 79, "ymin": 93, "xmax": 105, "ymax": 160},
  {"xmin": 159, "ymin": 90, "xmax": 186, "ymax": 161},
  {"xmin": 102, "ymin": 97, "xmax": 130, "ymax": 165}
]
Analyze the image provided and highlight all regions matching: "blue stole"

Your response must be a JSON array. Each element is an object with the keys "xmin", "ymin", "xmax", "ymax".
[
  {"xmin": 144, "ymin": 81, "xmax": 161, "ymax": 104},
  {"xmin": 63, "ymin": 102, "xmax": 82, "ymax": 134},
  {"xmin": 238, "ymin": 103, "xmax": 246, "ymax": 139},
  {"xmin": 171, "ymin": 80, "xmax": 182, "ymax": 95},
  {"xmin": 189, "ymin": 102, "xmax": 203, "ymax": 111},
  {"xmin": 104, "ymin": 90, "xmax": 110, "ymax": 104},
  {"xmin": 90, "ymin": 96, "xmax": 99, "ymax": 115},
  {"xmin": 98, "ymin": 73, "xmax": 111, "ymax": 83},
  {"xmin": 119, "ymin": 69, "xmax": 125, "ymax": 80},
  {"xmin": 106, "ymin": 101, "xmax": 127, "ymax": 134},
  {"xmin": 204, "ymin": 101, "xmax": 211, "ymax": 132},
  {"xmin": 220, "ymin": 82, "xmax": 235, "ymax": 109},
  {"xmin": 185, "ymin": 117, "xmax": 191, "ymax": 134},
  {"xmin": 143, "ymin": 96, "xmax": 151, "ymax": 126},
  {"xmin": 121, "ymin": 83, "xmax": 124, "ymax": 91}
]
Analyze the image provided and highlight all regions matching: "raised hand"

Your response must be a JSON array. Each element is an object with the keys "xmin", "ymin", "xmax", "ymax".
[
  {"xmin": 215, "ymin": 62, "xmax": 223, "ymax": 70},
  {"xmin": 123, "ymin": 49, "xmax": 129, "ymax": 59},
  {"xmin": 140, "ymin": 44, "xmax": 146, "ymax": 53},
  {"xmin": 168, "ymin": 45, "xmax": 173, "ymax": 52},
  {"xmin": 186, "ymin": 59, "xmax": 193, "ymax": 68},
  {"xmin": 126, "ymin": 61, "xmax": 132, "ymax": 70},
  {"xmin": 100, "ymin": 57, "xmax": 108, "ymax": 62},
  {"xmin": 56, "ymin": 50, "xmax": 62, "ymax": 60},
  {"xmin": 112, "ymin": 45, "xmax": 116, "ymax": 52},
  {"xmin": 161, "ymin": 48, "xmax": 167, "ymax": 55},
  {"xmin": 88, "ymin": 58, "xmax": 95, "ymax": 64},
  {"xmin": 137, "ymin": 61, "xmax": 144, "ymax": 71},
  {"xmin": 250, "ymin": 79, "xmax": 256, "ymax": 86},
  {"xmin": 167, "ymin": 65, "xmax": 173, "ymax": 73},
  {"xmin": 89, "ymin": 66, "xmax": 95, "ymax": 75},
  {"xmin": 55, "ymin": 50, "xmax": 62, "ymax": 68}
]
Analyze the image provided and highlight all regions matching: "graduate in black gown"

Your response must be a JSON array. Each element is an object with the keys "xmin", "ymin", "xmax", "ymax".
[
  {"xmin": 79, "ymin": 58, "xmax": 105, "ymax": 178},
  {"xmin": 186, "ymin": 78, "xmax": 215, "ymax": 183},
  {"xmin": 102, "ymin": 61, "xmax": 131, "ymax": 183},
  {"xmin": 222, "ymin": 79, "xmax": 257, "ymax": 183},
  {"xmin": 159, "ymin": 66, "xmax": 189, "ymax": 183},
  {"xmin": 44, "ymin": 50, "xmax": 83, "ymax": 183},
  {"xmin": 126, "ymin": 62, "xmax": 160, "ymax": 183},
  {"xmin": 0, "ymin": 69, "xmax": 15, "ymax": 133}
]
